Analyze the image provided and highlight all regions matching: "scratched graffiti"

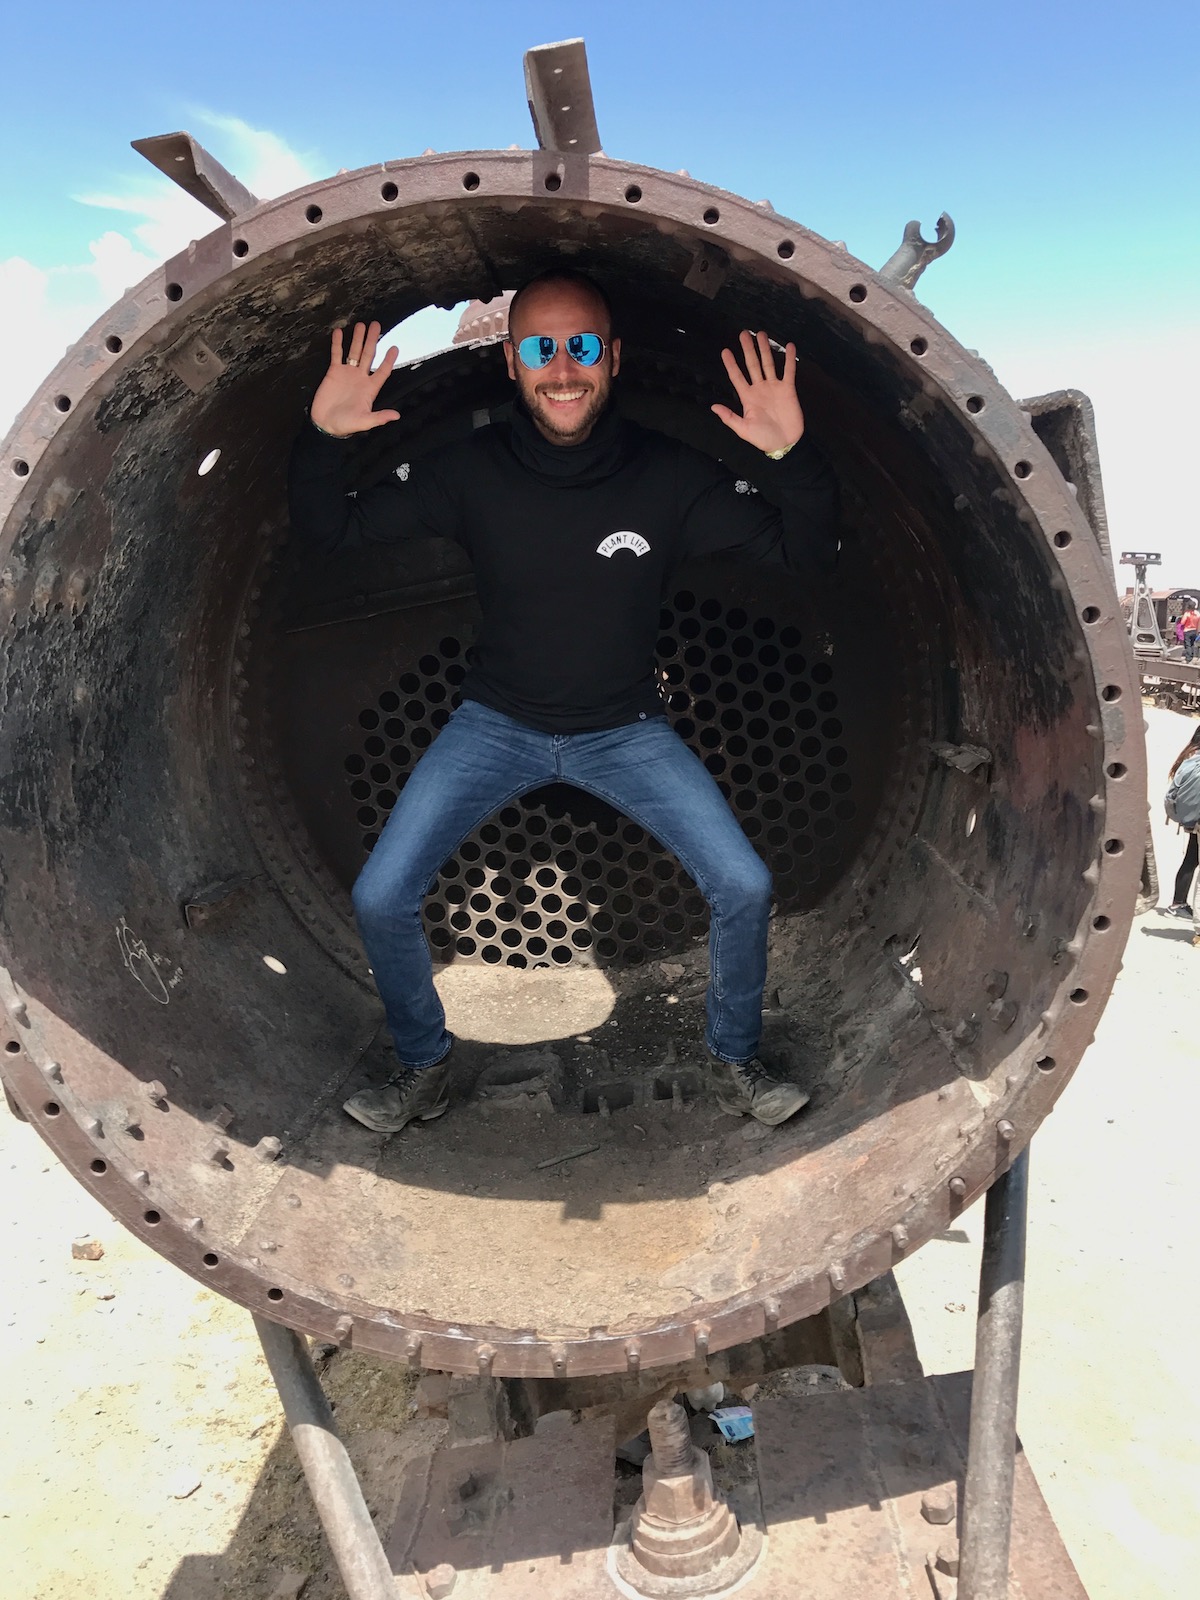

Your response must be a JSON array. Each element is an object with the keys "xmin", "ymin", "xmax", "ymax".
[{"xmin": 116, "ymin": 919, "xmax": 181, "ymax": 1005}]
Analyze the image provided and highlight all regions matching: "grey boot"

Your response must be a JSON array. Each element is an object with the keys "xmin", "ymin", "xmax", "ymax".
[
  {"xmin": 706, "ymin": 1052, "xmax": 810, "ymax": 1126},
  {"xmin": 342, "ymin": 1052, "xmax": 452, "ymax": 1133}
]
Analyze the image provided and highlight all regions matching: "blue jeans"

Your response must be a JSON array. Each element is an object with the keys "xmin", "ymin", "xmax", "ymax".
[{"xmin": 351, "ymin": 699, "xmax": 772, "ymax": 1068}]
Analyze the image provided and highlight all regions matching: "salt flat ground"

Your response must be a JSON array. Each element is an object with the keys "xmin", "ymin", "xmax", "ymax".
[{"xmin": 3, "ymin": 704, "xmax": 1197, "ymax": 1599}]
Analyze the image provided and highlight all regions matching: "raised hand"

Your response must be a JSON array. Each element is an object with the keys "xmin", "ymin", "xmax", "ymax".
[
  {"xmin": 711, "ymin": 330, "xmax": 805, "ymax": 455},
  {"xmin": 310, "ymin": 321, "xmax": 401, "ymax": 437}
]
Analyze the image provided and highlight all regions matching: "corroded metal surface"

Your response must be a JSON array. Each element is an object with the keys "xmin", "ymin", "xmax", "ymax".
[{"xmin": 0, "ymin": 48, "xmax": 1145, "ymax": 1379}]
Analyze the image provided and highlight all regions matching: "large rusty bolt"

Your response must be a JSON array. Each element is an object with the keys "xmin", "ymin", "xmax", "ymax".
[{"xmin": 629, "ymin": 1400, "xmax": 742, "ymax": 1580}]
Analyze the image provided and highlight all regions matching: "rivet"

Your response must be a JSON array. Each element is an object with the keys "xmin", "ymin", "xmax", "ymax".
[
  {"xmin": 949, "ymin": 1176, "xmax": 967, "ymax": 1197},
  {"xmin": 259, "ymin": 1240, "xmax": 279, "ymax": 1253},
  {"xmin": 85, "ymin": 1117, "xmax": 103, "ymax": 1137},
  {"xmin": 997, "ymin": 1120, "xmax": 1015, "ymax": 1142},
  {"xmin": 185, "ymin": 1217, "xmax": 204, "ymax": 1233},
  {"xmin": 983, "ymin": 969, "xmax": 1009, "ymax": 998},
  {"xmin": 625, "ymin": 1339, "xmax": 642, "ymax": 1374},
  {"xmin": 763, "ymin": 1296, "xmax": 781, "ymax": 1331},
  {"xmin": 255, "ymin": 1135, "xmax": 283, "ymax": 1163},
  {"xmin": 828, "ymin": 1264, "xmax": 846, "ymax": 1293},
  {"xmin": 551, "ymin": 1343, "xmax": 568, "ymax": 1375},
  {"xmin": 990, "ymin": 998, "xmax": 1019, "ymax": 1030},
  {"xmin": 144, "ymin": 1080, "xmax": 167, "ymax": 1104},
  {"xmin": 476, "ymin": 1343, "xmax": 496, "ymax": 1377},
  {"xmin": 891, "ymin": 1225, "xmax": 909, "ymax": 1251},
  {"xmin": 337, "ymin": 1272, "xmax": 354, "ymax": 1288},
  {"xmin": 334, "ymin": 1315, "xmax": 354, "ymax": 1347},
  {"xmin": 10, "ymin": 999, "xmax": 28, "ymax": 1024},
  {"xmin": 133, "ymin": 1170, "xmax": 150, "ymax": 1186},
  {"xmin": 46, "ymin": 1061, "xmax": 63, "ymax": 1083},
  {"xmin": 404, "ymin": 1334, "xmax": 423, "ymax": 1365},
  {"xmin": 693, "ymin": 1323, "xmax": 711, "ymax": 1357}
]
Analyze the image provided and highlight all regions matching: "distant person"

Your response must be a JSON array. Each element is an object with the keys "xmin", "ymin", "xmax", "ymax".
[
  {"xmin": 1161, "ymin": 725, "xmax": 1200, "ymax": 925},
  {"xmin": 1181, "ymin": 603, "xmax": 1200, "ymax": 664}
]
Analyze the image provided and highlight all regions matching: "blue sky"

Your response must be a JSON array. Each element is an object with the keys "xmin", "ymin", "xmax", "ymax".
[{"xmin": 2, "ymin": 1, "xmax": 1197, "ymax": 583}]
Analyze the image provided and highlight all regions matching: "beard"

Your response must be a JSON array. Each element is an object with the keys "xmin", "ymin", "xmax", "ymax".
[{"xmin": 520, "ymin": 369, "xmax": 612, "ymax": 444}]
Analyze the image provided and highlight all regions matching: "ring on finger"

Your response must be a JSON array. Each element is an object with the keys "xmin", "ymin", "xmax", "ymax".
[{"xmin": 346, "ymin": 358, "xmax": 359, "ymax": 367}]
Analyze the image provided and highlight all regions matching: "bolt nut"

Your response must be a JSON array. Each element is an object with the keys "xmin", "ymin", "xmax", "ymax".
[
  {"xmin": 425, "ymin": 1562, "xmax": 457, "ymax": 1598},
  {"xmin": 935, "ymin": 1537, "xmax": 961, "ymax": 1576},
  {"xmin": 921, "ymin": 1487, "xmax": 956, "ymax": 1525}
]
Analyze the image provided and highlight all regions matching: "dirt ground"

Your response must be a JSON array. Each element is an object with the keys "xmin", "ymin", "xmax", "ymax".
[{"xmin": 4, "ymin": 703, "xmax": 1197, "ymax": 1600}]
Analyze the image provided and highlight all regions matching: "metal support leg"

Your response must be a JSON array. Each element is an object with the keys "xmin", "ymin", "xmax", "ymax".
[
  {"xmin": 254, "ymin": 1315, "xmax": 399, "ymax": 1599},
  {"xmin": 958, "ymin": 1146, "xmax": 1030, "ymax": 1600}
]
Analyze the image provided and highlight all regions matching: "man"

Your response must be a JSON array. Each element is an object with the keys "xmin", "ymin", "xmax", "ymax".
[{"xmin": 288, "ymin": 270, "xmax": 838, "ymax": 1134}]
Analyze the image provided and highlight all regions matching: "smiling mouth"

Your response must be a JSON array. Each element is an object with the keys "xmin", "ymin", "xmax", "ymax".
[{"xmin": 539, "ymin": 386, "xmax": 589, "ymax": 405}]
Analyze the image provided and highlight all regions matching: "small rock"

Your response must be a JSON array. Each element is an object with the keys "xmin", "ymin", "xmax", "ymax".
[
  {"xmin": 269, "ymin": 1570, "xmax": 310, "ymax": 1599},
  {"xmin": 685, "ymin": 1382, "xmax": 725, "ymax": 1411},
  {"xmin": 167, "ymin": 1469, "xmax": 202, "ymax": 1499},
  {"xmin": 944, "ymin": 1302, "xmax": 966, "ymax": 1314},
  {"xmin": 93, "ymin": 1285, "xmax": 116, "ymax": 1301},
  {"xmin": 71, "ymin": 1236, "xmax": 104, "ymax": 1261},
  {"xmin": 659, "ymin": 962, "xmax": 685, "ymax": 980},
  {"xmin": 738, "ymin": 1382, "xmax": 760, "ymax": 1401}
]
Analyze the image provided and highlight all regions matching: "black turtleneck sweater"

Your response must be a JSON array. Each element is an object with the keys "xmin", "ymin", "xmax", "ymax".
[{"xmin": 288, "ymin": 405, "xmax": 838, "ymax": 732}]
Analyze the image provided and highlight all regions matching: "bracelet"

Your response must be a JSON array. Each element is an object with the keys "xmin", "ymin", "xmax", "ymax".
[{"xmin": 764, "ymin": 440, "xmax": 798, "ymax": 461}]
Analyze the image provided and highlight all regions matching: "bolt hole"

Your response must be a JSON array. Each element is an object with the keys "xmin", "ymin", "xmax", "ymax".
[
  {"xmin": 1053, "ymin": 529, "xmax": 1072, "ymax": 548},
  {"xmin": 54, "ymin": 395, "xmax": 71, "ymax": 413},
  {"xmin": 1103, "ymin": 838, "xmax": 1124, "ymax": 855},
  {"xmin": 232, "ymin": 238, "xmax": 250, "ymax": 257},
  {"xmin": 1092, "ymin": 914, "xmax": 1111, "ymax": 930},
  {"xmin": 202, "ymin": 1252, "xmax": 220, "ymax": 1268},
  {"xmin": 461, "ymin": 172, "xmax": 479, "ymax": 192},
  {"xmin": 90, "ymin": 1159, "xmax": 107, "ymax": 1175},
  {"xmin": 144, "ymin": 1210, "xmax": 161, "ymax": 1225},
  {"xmin": 105, "ymin": 334, "xmax": 123, "ymax": 354},
  {"xmin": 703, "ymin": 207, "xmax": 720, "ymax": 225},
  {"xmin": 543, "ymin": 172, "xmax": 562, "ymax": 192},
  {"xmin": 910, "ymin": 337, "xmax": 928, "ymax": 356},
  {"xmin": 197, "ymin": 448, "xmax": 221, "ymax": 477},
  {"xmin": 1036, "ymin": 1055, "xmax": 1056, "ymax": 1071},
  {"xmin": 1069, "ymin": 987, "xmax": 1088, "ymax": 1004},
  {"xmin": 1014, "ymin": 460, "xmax": 1031, "ymax": 478},
  {"xmin": 966, "ymin": 395, "xmax": 984, "ymax": 413},
  {"xmin": 305, "ymin": 204, "xmax": 323, "ymax": 224},
  {"xmin": 267, "ymin": 1287, "xmax": 284, "ymax": 1302},
  {"xmin": 849, "ymin": 284, "xmax": 867, "ymax": 303},
  {"xmin": 624, "ymin": 184, "xmax": 642, "ymax": 203},
  {"xmin": 12, "ymin": 460, "xmax": 30, "ymax": 477},
  {"xmin": 263, "ymin": 955, "xmax": 287, "ymax": 975},
  {"xmin": 4, "ymin": 1039, "xmax": 20, "ymax": 1053},
  {"xmin": 166, "ymin": 282, "xmax": 183, "ymax": 302},
  {"xmin": 1106, "ymin": 762, "xmax": 1126, "ymax": 779},
  {"xmin": 1101, "ymin": 684, "xmax": 1122, "ymax": 702},
  {"xmin": 1082, "ymin": 605, "xmax": 1101, "ymax": 623},
  {"xmin": 44, "ymin": 1101, "xmax": 60, "ymax": 1116},
  {"xmin": 777, "ymin": 240, "xmax": 795, "ymax": 259}
]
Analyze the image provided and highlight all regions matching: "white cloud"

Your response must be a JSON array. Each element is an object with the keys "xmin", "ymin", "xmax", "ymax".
[{"xmin": 0, "ymin": 115, "xmax": 321, "ymax": 436}]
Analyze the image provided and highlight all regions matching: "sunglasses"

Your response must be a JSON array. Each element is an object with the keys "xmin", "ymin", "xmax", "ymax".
[{"xmin": 513, "ymin": 332, "xmax": 606, "ymax": 370}]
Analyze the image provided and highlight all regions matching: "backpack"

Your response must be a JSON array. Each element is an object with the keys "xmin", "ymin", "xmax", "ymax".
[{"xmin": 1165, "ymin": 753, "xmax": 1200, "ymax": 830}]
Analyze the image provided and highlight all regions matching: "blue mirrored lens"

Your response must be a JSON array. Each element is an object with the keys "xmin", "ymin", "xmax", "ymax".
[
  {"xmin": 516, "ymin": 336, "xmax": 557, "ymax": 368},
  {"xmin": 566, "ymin": 333, "xmax": 605, "ymax": 367}
]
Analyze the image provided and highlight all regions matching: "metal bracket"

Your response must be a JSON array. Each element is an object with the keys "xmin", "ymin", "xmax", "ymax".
[
  {"xmin": 524, "ymin": 39, "xmax": 602, "ymax": 154},
  {"xmin": 131, "ymin": 131, "xmax": 258, "ymax": 222},
  {"xmin": 878, "ymin": 213, "xmax": 955, "ymax": 292},
  {"xmin": 683, "ymin": 241, "xmax": 729, "ymax": 299}
]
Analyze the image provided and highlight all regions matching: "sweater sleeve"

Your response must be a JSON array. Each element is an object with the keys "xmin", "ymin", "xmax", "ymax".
[
  {"xmin": 675, "ymin": 435, "xmax": 839, "ymax": 575},
  {"xmin": 287, "ymin": 417, "xmax": 467, "ymax": 561}
]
